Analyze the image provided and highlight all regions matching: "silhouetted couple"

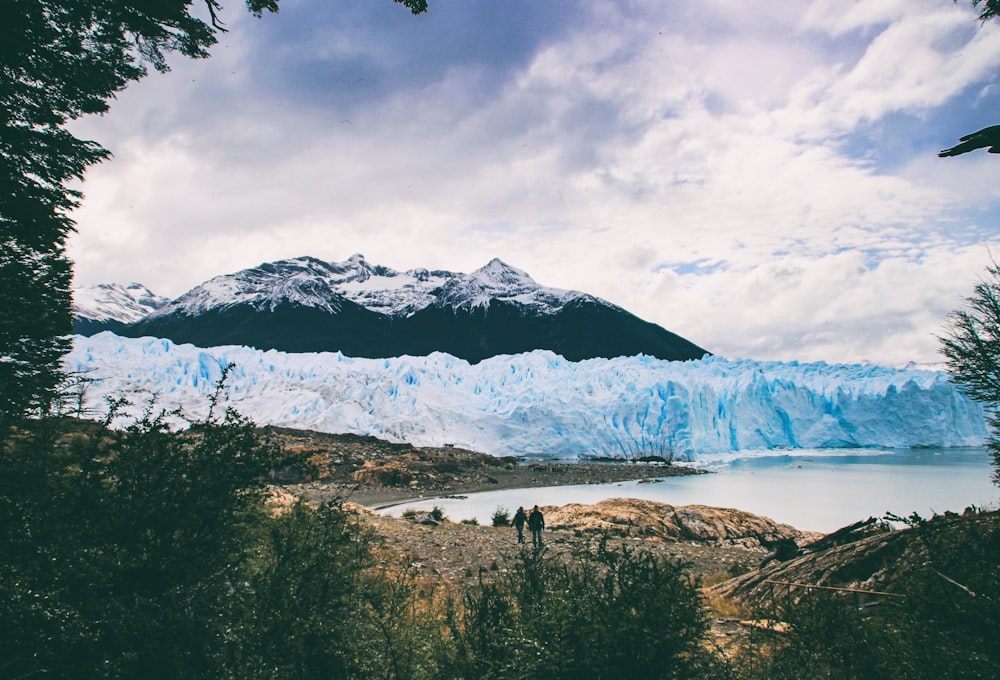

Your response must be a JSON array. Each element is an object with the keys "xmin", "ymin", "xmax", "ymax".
[{"xmin": 514, "ymin": 505, "xmax": 544, "ymax": 547}]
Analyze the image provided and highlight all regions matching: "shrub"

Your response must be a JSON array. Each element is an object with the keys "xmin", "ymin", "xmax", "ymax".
[
  {"xmin": 0, "ymin": 399, "xmax": 277, "ymax": 677},
  {"xmin": 738, "ymin": 510, "xmax": 1000, "ymax": 680},
  {"xmin": 0, "ymin": 397, "xmax": 447, "ymax": 679},
  {"xmin": 491, "ymin": 506, "xmax": 510, "ymax": 527},
  {"xmin": 446, "ymin": 539, "xmax": 720, "ymax": 679}
]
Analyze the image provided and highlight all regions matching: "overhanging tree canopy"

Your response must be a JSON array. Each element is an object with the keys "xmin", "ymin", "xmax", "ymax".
[
  {"xmin": 0, "ymin": 0, "xmax": 426, "ymax": 423},
  {"xmin": 969, "ymin": 0, "xmax": 1000, "ymax": 22},
  {"xmin": 939, "ymin": 1, "xmax": 1000, "ymax": 156}
]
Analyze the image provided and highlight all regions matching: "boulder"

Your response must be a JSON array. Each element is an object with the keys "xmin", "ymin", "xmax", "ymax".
[{"xmin": 545, "ymin": 498, "xmax": 811, "ymax": 547}]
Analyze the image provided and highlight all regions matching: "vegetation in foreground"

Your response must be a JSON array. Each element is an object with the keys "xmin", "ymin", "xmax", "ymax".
[
  {"xmin": 3, "ymin": 3, "xmax": 1000, "ymax": 676},
  {"xmin": 730, "ymin": 509, "xmax": 1000, "ymax": 680},
  {"xmin": 3, "ymin": 402, "xmax": 999, "ymax": 679}
]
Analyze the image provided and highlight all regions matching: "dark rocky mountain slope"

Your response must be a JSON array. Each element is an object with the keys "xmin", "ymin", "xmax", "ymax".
[{"xmin": 98, "ymin": 254, "xmax": 708, "ymax": 363}]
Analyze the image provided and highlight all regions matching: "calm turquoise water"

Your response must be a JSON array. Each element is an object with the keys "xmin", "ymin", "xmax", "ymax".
[{"xmin": 378, "ymin": 448, "xmax": 999, "ymax": 533}]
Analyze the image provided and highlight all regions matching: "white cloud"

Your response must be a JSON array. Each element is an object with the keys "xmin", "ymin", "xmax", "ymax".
[
  {"xmin": 801, "ymin": 0, "xmax": 935, "ymax": 36},
  {"xmin": 66, "ymin": 0, "xmax": 1000, "ymax": 365},
  {"xmin": 824, "ymin": 12, "xmax": 1000, "ymax": 123},
  {"xmin": 630, "ymin": 244, "xmax": 996, "ymax": 365}
]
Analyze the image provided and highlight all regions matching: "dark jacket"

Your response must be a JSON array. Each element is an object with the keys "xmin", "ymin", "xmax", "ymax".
[
  {"xmin": 527, "ymin": 509, "xmax": 544, "ymax": 531},
  {"xmin": 513, "ymin": 509, "xmax": 527, "ymax": 528}
]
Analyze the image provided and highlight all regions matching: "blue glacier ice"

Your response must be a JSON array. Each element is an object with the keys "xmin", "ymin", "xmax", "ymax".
[{"xmin": 65, "ymin": 333, "xmax": 988, "ymax": 461}]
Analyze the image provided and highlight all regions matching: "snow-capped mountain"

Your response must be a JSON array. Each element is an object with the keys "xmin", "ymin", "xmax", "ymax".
[
  {"xmin": 66, "ymin": 333, "xmax": 988, "ymax": 460},
  {"xmin": 155, "ymin": 254, "xmax": 583, "ymax": 317},
  {"xmin": 72, "ymin": 282, "xmax": 169, "ymax": 335},
  {"xmin": 117, "ymin": 255, "xmax": 709, "ymax": 363}
]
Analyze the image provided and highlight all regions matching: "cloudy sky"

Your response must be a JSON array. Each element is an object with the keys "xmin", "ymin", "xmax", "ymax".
[{"xmin": 67, "ymin": 0, "xmax": 1000, "ymax": 366}]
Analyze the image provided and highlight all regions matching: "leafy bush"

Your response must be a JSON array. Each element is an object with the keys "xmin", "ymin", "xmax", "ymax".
[
  {"xmin": 491, "ymin": 506, "xmax": 510, "ymax": 527},
  {"xmin": 738, "ymin": 510, "xmax": 1000, "ymax": 680},
  {"xmin": 446, "ymin": 539, "xmax": 721, "ymax": 679},
  {"xmin": 227, "ymin": 500, "xmax": 445, "ymax": 679},
  {"xmin": 18, "ymin": 391, "xmax": 999, "ymax": 679},
  {"xmin": 0, "ymin": 398, "xmax": 277, "ymax": 677},
  {"xmin": 0, "ymin": 396, "xmax": 445, "ymax": 679}
]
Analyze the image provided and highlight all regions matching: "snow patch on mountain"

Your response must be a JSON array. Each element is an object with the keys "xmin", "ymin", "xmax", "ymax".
[
  {"xmin": 436, "ymin": 258, "xmax": 588, "ymax": 312},
  {"xmin": 72, "ymin": 283, "xmax": 169, "ymax": 323},
  {"xmin": 147, "ymin": 254, "xmax": 603, "ymax": 320},
  {"xmin": 65, "ymin": 333, "xmax": 988, "ymax": 461}
]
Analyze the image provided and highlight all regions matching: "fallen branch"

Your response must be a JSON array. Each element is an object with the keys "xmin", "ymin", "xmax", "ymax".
[
  {"xmin": 934, "ymin": 570, "xmax": 976, "ymax": 598},
  {"xmin": 764, "ymin": 580, "xmax": 903, "ymax": 597},
  {"xmin": 738, "ymin": 619, "xmax": 790, "ymax": 634}
]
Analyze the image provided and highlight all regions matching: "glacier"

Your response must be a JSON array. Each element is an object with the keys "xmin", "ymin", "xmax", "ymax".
[{"xmin": 65, "ymin": 332, "xmax": 988, "ymax": 461}]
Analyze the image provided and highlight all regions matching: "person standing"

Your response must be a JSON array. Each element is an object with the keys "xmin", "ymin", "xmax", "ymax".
[
  {"xmin": 527, "ymin": 505, "xmax": 545, "ymax": 548},
  {"xmin": 512, "ymin": 506, "xmax": 527, "ymax": 544}
]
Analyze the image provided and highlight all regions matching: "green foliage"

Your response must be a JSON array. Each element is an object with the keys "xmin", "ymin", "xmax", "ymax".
[
  {"xmin": 0, "ymin": 0, "xmax": 425, "ymax": 424},
  {"xmin": 396, "ymin": 0, "xmax": 430, "ymax": 13},
  {"xmin": 9, "ymin": 396, "xmax": 996, "ymax": 678},
  {"xmin": 448, "ymin": 540, "xmax": 720, "ymax": 680},
  {"xmin": 492, "ymin": 506, "xmax": 510, "ymax": 527},
  {"xmin": 965, "ymin": 0, "xmax": 1000, "ymax": 23},
  {"xmin": 742, "ymin": 510, "xmax": 1000, "ymax": 680},
  {"xmin": 877, "ymin": 511, "xmax": 1000, "ymax": 678},
  {"xmin": 0, "ymin": 1, "xmax": 277, "ymax": 425},
  {"xmin": 940, "ymin": 257, "xmax": 1000, "ymax": 483},
  {"xmin": 0, "ymin": 238, "xmax": 73, "ymax": 424},
  {"xmin": 226, "ymin": 501, "xmax": 431, "ymax": 679},
  {"xmin": 0, "ymin": 401, "xmax": 448, "ymax": 678},
  {"xmin": 741, "ymin": 593, "xmax": 899, "ymax": 680},
  {"xmin": 0, "ymin": 359, "xmax": 449, "ymax": 677},
  {"xmin": 0, "ymin": 396, "xmax": 277, "ymax": 677}
]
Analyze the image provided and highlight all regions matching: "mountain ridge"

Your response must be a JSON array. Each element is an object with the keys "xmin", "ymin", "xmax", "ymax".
[
  {"xmin": 75, "ymin": 254, "xmax": 709, "ymax": 363},
  {"xmin": 72, "ymin": 282, "xmax": 169, "ymax": 335}
]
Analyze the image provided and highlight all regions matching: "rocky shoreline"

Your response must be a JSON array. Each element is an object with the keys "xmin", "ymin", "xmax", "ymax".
[
  {"xmin": 265, "ymin": 426, "xmax": 1000, "ymax": 660},
  {"xmin": 267, "ymin": 425, "xmax": 706, "ymax": 509},
  {"xmin": 264, "ymin": 428, "xmax": 810, "ymax": 594},
  {"xmin": 293, "ymin": 459, "xmax": 704, "ymax": 508}
]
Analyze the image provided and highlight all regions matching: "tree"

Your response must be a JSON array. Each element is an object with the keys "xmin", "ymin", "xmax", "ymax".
[
  {"xmin": 939, "ymin": 125, "xmax": 1000, "ymax": 157},
  {"xmin": 0, "ymin": 0, "xmax": 426, "ymax": 426},
  {"xmin": 939, "ymin": 257, "xmax": 1000, "ymax": 484},
  {"xmin": 939, "ymin": 3, "xmax": 1000, "ymax": 469},
  {"xmin": 939, "ymin": 1, "xmax": 1000, "ymax": 156},
  {"xmin": 0, "ymin": 398, "xmax": 278, "ymax": 677},
  {"xmin": 968, "ymin": 0, "xmax": 1000, "ymax": 22},
  {"xmin": 0, "ymin": 375, "xmax": 449, "ymax": 678},
  {"xmin": 740, "ymin": 511, "xmax": 1000, "ymax": 680},
  {"xmin": 2, "ymin": 3, "xmax": 435, "ymax": 675},
  {"xmin": 0, "ymin": 0, "xmax": 261, "ymax": 424}
]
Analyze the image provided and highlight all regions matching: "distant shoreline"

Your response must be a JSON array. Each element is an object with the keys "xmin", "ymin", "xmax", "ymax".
[{"xmin": 290, "ymin": 460, "xmax": 707, "ymax": 509}]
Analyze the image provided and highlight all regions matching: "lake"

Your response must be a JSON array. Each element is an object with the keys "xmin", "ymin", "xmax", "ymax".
[{"xmin": 379, "ymin": 448, "xmax": 1000, "ymax": 533}]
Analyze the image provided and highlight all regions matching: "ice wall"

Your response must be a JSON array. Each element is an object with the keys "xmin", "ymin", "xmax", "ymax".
[{"xmin": 65, "ymin": 333, "xmax": 988, "ymax": 460}]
